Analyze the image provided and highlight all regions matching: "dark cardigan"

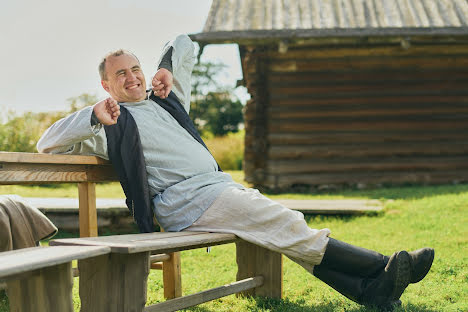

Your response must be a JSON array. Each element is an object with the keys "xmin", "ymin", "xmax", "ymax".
[{"xmin": 104, "ymin": 91, "xmax": 220, "ymax": 233}]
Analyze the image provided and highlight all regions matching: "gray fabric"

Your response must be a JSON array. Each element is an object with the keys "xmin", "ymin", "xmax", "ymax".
[
  {"xmin": 36, "ymin": 34, "xmax": 240, "ymax": 231},
  {"xmin": 185, "ymin": 186, "xmax": 331, "ymax": 266},
  {"xmin": 0, "ymin": 195, "xmax": 57, "ymax": 252}
]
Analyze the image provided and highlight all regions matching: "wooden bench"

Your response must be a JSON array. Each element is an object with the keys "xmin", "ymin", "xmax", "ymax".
[
  {"xmin": 0, "ymin": 245, "xmax": 110, "ymax": 312},
  {"xmin": 51, "ymin": 232, "xmax": 282, "ymax": 312},
  {"xmin": 0, "ymin": 151, "xmax": 181, "ymax": 299}
]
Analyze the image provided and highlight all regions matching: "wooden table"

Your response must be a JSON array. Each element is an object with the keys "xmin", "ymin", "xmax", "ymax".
[{"xmin": 0, "ymin": 152, "xmax": 182, "ymax": 299}]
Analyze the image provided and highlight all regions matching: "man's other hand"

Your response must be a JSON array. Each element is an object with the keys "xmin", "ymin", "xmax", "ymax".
[
  {"xmin": 152, "ymin": 68, "xmax": 173, "ymax": 99},
  {"xmin": 93, "ymin": 97, "xmax": 120, "ymax": 125}
]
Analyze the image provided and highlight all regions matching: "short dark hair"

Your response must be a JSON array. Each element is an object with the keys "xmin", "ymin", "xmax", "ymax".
[{"xmin": 98, "ymin": 49, "xmax": 140, "ymax": 80}]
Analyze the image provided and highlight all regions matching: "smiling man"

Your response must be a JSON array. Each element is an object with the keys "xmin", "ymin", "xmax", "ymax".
[{"xmin": 37, "ymin": 34, "xmax": 434, "ymax": 311}]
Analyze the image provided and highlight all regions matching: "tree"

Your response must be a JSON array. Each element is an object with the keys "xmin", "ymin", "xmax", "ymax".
[{"xmin": 189, "ymin": 61, "xmax": 244, "ymax": 136}]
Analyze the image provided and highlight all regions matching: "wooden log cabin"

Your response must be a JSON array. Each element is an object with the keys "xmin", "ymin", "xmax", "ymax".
[{"xmin": 191, "ymin": 0, "xmax": 468, "ymax": 191}]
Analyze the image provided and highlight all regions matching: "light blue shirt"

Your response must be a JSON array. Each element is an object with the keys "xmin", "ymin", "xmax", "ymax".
[{"xmin": 37, "ymin": 34, "xmax": 243, "ymax": 231}]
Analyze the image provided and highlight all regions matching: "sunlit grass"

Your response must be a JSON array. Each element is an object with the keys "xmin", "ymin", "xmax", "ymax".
[{"xmin": 1, "ymin": 180, "xmax": 467, "ymax": 311}]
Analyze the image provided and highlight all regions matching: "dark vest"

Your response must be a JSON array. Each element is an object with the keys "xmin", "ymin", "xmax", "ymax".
[{"xmin": 104, "ymin": 91, "xmax": 220, "ymax": 233}]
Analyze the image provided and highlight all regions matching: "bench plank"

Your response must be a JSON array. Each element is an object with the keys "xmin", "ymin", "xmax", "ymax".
[
  {"xmin": 0, "ymin": 246, "xmax": 110, "ymax": 279},
  {"xmin": 51, "ymin": 232, "xmax": 239, "ymax": 254}
]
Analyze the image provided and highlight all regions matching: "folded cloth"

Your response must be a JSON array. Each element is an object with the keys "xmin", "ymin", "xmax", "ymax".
[{"xmin": 0, "ymin": 195, "xmax": 57, "ymax": 252}]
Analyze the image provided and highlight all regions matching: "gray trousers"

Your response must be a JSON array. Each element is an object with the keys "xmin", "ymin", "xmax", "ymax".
[{"xmin": 185, "ymin": 186, "xmax": 331, "ymax": 270}]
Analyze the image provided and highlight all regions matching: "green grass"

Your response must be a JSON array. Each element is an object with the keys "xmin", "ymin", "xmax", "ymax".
[{"xmin": 1, "ymin": 174, "xmax": 467, "ymax": 311}]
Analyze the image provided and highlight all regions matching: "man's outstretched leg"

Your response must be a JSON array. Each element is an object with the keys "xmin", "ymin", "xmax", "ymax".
[
  {"xmin": 184, "ymin": 186, "xmax": 434, "ymax": 310},
  {"xmin": 312, "ymin": 238, "xmax": 434, "ymax": 310}
]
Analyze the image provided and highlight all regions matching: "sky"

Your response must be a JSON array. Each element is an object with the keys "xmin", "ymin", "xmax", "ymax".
[{"xmin": 0, "ymin": 0, "xmax": 244, "ymax": 114}]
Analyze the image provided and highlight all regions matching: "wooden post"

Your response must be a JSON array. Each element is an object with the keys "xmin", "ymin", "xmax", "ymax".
[
  {"xmin": 163, "ymin": 252, "xmax": 182, "ymax": 299},
  {"xmin": 78, "ymin": 182, "xmax": 98, "ymax": 237},
  {"xmin": 7, "ymin": 262, "xmax": 74, "ymax": 312},
  {"xmin": 78, "ymin": 252, "xmax": 150, "ymax": 312},
  {"xmin": 236, "ymin": 241, "xmax": 282, "ymax": 298}
]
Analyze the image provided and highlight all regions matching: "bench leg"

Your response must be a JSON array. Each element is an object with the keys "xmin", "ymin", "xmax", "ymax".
[
  {"xmin": 78, "ymin": 182, "xmax": 98, "ymax": 238},
  {"xmin": 7, "ymin": 262, "xmax": 73, "ymax": 312},
  {"xmin": 78, "ymin": 252, "xmax": 150, "ymax": 312},
  {"xmin": 236, "ymin": 241, "xmax": 283, "ymax": 298},
  {"xmin": 163, "ymin": 252, "xmax": 182, "ymax": 299}
]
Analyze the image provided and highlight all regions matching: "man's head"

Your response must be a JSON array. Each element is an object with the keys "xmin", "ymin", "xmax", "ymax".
[{"xmin": 99, "ymin": 50, "xmax": 147, "ymax": 103}]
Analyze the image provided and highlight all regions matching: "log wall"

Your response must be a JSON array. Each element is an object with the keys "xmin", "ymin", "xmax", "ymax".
[{"xmin": 242, "ymin": 38, "xmax": 468, "ymax": 190}]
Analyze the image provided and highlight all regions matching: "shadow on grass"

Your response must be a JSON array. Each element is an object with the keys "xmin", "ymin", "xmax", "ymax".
[{"xmin": 185, "ymin": 297, "xmax": 441, "ymax": 312}]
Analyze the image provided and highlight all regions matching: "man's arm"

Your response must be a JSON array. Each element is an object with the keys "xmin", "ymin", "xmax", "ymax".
[
  {"xmin": 153, "ymin": 34, "xmax": 196, "ymax": 113},
  {"xmin": 36, "ymin": 98, "xmax": 119, "ymax": 159}
]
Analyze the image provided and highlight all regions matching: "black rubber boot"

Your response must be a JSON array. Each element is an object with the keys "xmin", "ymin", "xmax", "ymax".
[
  {"xmin": 313, "ymin": 239, "xmax": 412, "ymax": 310},
  {"xmin": 316, "ymin": 238, "xmax": 389, "ymax": 278},
  {"xmin": 408, "ymin": 248, "xmax": 434, "ymax": 283}
]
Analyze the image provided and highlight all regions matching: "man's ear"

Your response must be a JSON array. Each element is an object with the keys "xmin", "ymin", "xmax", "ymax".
[{"xmin": 101, "ymin": 80, "xmax": 109, "ymax": 92}]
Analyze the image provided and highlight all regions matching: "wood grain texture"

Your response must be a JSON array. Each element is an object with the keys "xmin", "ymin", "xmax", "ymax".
[
  {"xmin": 163, "ymin": 252, "xmax": 182, "ymax": 299},
  {"xmin": 51, "ymin": 232, "xmax": 238, "ymax": 254},
  {"xmin": 7, "ymin": 262, "xmax": 73, "ymax": 312},
  {"xmin": 144, "ymin": 277, "xmax": 263, "ymax": 312},
  {"xmin": 78, "ymin": 252, "xmax": 150, "ymax": 312},
  {"xmin": 236, "ymin": 241, "xmax": 282, "ymax": 298},
  {"xmin": 78, "ymin": 182, "xmax": 98, "ymax": 237},
  {"xmin": 0, "ymin": 246, "xmax": 110, "ymax": 278},
  {"xmin": 0, "ymin": 152, "xmax": 109, "ymax": 165}
]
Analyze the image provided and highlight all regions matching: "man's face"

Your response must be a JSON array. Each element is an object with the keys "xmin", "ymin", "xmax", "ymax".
[{"xmin": 101, "ymin": 53, "xmax": 147, "ymax": 102}]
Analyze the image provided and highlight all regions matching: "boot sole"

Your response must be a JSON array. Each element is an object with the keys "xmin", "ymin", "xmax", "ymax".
[{"xmin": 391, "ymin": 251, "xmax": 411, "ymax": 301}]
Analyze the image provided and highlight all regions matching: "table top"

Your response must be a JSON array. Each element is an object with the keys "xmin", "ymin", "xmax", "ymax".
[{"xmin": 50, "ymin": 231, "xmax": 238, "ymax": 254}]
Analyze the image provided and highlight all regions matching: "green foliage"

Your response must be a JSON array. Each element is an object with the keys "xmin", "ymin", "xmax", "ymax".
[
  {"xmin": 205, "ymin": 130, "xmax": 244, "ymax": 170},
  {"xmin": 190, "ymin": 61, "xmax": 244, "ymax": 136},
  {"xmin": 0, "ymin": 93, "xmax": 97, "ymax": 152}
]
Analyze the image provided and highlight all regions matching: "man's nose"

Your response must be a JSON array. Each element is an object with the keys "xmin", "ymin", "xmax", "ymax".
[{"xmin": 127, "ymin": 71, "xmax": 137, "ymax": 81}]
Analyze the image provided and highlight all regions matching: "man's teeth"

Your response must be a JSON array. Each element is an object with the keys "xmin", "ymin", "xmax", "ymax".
[{"xmin": 127, "ymin": 84, "xmax": 139, "ymax": 90}]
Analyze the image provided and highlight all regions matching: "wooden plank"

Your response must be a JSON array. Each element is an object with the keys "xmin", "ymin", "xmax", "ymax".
[
  {"xmin": 150, "ymin": 254, "xmax": 171, "ymax": 263},
  {"xmin": 78, "ymin": 182, "xmax": 98, "ymax": 237},
  {"xmin": 267, "ymin": 81, "xmax": 468, "ymax": 97},
  {"xmin": 0, "ymin": 246, "xmax": 110, "ymax": 278},
  {"xmin": 265, "ymin": 45, "xmax": 468, "ymax": 59},
  {"xmin": 266, "ymin": 131, "xmax": 468, "ymax": 145},
  {"xmin": 268, "ymin": 70, "xmax": 468, "ymax": 85},
  {"xmin": 268, "ymin": 107, "xmax": 468, "ymax": 119},
  {"xmin": 163, "ymin": 252, "xmax": 182, "ymax": 299},
  {"xmin": 78, "ymin": 252, "xmax": 150, "ymax": 312},
  {"xmin": 275, "ymin": 199, "xmax": 383, "ymax": 214},
  {"xmin": 236, "ymin": 241, "xmax": 282, "ymax": 298},
  {"xmin": 269, "ymin": 56, "xmax": 468, "ymax": 72},
  {"xmin": 145, "ymin": 277, "xmax": 263, "ymax": 312},
  {"xmin": 7, "ymin": 262, "xmax": 73, "ymax": 312},
  {"xmin": 267, "ymin": 157, "xmax": 468, "ymax": 174},
  {"xmin": 269, "ymin": 94, "xmax": 468, "ymax": 107},
  {"xmin": 264, "ymin": 170, "xmax": 468, "ymax": 188},
  {"xmin": 0, "ymin": 163, "xmax": 117, "ymax": 184},
  {"xmin": 268, "ymin": 120, "xmax": 468, "ymax": 132},
  {"xmin": 51, "ymin": 232, "xmax": 238, "ymax": 254},
  {"xmin": 0, "ymin": 152, "xmax": 109, "ymax": 165},
  {"xmin": 268, "ymin": 143, "xmax": 468, "ymax": 159}
]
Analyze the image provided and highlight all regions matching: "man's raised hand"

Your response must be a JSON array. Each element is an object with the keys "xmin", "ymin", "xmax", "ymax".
[
  {"xmin": 152, "ymin": 68, "xmax": 173, "ymax": 99},
  {"xmin": 93, "ymin": 97, "xmax": 120, "ymax": 125}
]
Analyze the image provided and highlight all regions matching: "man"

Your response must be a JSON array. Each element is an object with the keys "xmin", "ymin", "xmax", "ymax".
[{"xmin": 37, "ymin": 34, "xmax": 434, "ymax": 311}]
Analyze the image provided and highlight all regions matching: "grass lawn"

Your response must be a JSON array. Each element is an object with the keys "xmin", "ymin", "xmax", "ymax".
[{"xmin": 0, "ymin": 172, "xmax": 467, "ymax": 311}]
